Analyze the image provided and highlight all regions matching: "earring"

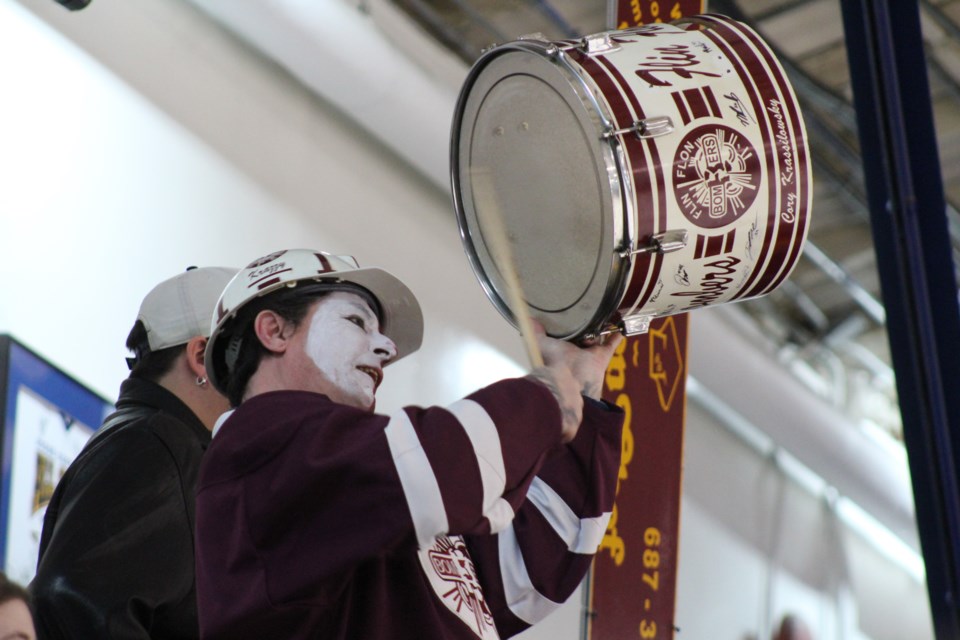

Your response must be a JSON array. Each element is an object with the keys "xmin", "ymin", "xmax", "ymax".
[{"xmin": 196, "ymin": 376, "xmax": 208, "ymax": 387}]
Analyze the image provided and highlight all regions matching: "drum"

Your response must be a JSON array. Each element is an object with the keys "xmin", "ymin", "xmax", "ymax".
[{"xmin": 450, "ymin": 14, "xmax": 811, "ymax": 341}]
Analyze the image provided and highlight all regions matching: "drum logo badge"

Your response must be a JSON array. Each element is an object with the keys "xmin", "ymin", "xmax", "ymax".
[{"xmin": 673, "ymin": 124, "xmax": 760, "ymax": 229}]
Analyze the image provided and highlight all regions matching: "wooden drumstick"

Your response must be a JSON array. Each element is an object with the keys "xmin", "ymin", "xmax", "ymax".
[{"xmin": 471, "ymin": 167, "xmax": 545, "ymax": 369}]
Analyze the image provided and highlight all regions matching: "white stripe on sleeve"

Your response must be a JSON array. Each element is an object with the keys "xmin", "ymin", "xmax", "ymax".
[
  {"xmin": 446, "ymin": 399, "xmax": 515, "ymax": 533},
  {"xmin": 384, "ymin": 409, "xmax": 448, "ymax": 548},
  {"xmin": 527, "ymin": 477, "xmax": 613, "ymax": 554},
  {"xmin": 211, "ymin": 410, "xmax": 234, "ymax": 438},
  {"xmin": 498, "ymin": 523, "xmax": 561, "ymax": 624}
]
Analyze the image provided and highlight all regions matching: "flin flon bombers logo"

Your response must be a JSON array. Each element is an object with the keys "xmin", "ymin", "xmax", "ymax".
[
  {"xmin": 673, "ymin": 124, "xmax": 761, "ymax": 229},
  {"xmin": 418, "ymin": 535, "xmax": 499, "ymax": 639}
]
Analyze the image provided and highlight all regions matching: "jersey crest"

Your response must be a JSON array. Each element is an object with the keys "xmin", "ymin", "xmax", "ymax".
[{"xmin": 418, "ymin": 535, "xmax": 500, "ymax": 639}]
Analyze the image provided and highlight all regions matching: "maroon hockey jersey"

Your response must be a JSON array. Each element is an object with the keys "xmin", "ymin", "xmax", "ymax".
[{"xmin": 194, "ymin": 377, "xmax": 623, "ymax": 639}]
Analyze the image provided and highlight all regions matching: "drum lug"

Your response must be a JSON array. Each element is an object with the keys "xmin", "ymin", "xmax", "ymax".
[
  {"xmin": 621, "ymin": 315, "xmax": 652, "ymax": 336},
  {"xmin": 623, "ymin": 229, "xmax": 689, "ymax": 257},
  {"xmin": 580, "ymin": 33, "xmax": 621, "ymax": 55},
  {"xmin": 602, "ymin": 115, "xmax": 674, "ymax": 140}
]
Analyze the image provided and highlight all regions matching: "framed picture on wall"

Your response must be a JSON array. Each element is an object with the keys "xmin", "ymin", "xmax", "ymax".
[{"xmin": 0, "ymin": 335, "xmax": 113, "ymax": 585}]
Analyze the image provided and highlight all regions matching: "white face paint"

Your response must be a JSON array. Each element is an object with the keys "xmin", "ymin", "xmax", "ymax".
[{"xmin": 302, "ymin": 291, "xmax": 397, "ymax": 410}]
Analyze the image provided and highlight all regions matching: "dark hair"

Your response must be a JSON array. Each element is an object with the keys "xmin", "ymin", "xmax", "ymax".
[
  {"xmin": 125, "ymin": 320, "xmax": 186, "ymax": 382},
  {"xmin": 217, "ymin": 289, "xmax": 323, "ymax": 407},
  {"xmin": 0, "ymin": 571, "xmax": 31, "ymax": 609}
]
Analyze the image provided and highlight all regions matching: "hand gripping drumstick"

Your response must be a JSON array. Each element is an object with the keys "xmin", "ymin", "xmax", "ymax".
[{"xmin": 471, "ymin": 167, "xmax": 545, "ymax": 369}]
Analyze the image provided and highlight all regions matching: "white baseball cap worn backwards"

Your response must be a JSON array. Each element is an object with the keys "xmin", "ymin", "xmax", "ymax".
[{"xmin": 136, "ymin": 266, "xmax": 239, "ymax": 351}]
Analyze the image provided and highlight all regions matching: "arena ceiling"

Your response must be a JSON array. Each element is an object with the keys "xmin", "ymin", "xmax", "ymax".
[{"xmin": 387, "ymin": 0, "xmax": 960, "ymax": 445}]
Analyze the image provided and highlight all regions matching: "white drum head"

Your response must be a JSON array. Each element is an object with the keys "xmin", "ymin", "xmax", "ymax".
[{"xmin": 452, "ymin": 44, "xmax": 632, "ymax": 340}]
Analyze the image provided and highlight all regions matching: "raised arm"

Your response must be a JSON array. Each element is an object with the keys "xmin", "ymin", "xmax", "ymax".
[
  {"xmin": 465, "ymin": 331, "xmax": 626, "ymax": 637},
  {"xmin": 528, "ymin": 324, "xmax": 623, "ymax": 441}
]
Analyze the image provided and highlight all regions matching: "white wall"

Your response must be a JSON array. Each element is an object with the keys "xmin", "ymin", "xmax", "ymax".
[
  {"xmin": 0, "ymin": 0, "xmax": 527, "ymax": 412},
  {"xmin": 677, "ymin": 397, "xmax": 932, "ymax": 640},
  {"xmin": 0, "ymin": 1, "xmax": 933, "ymax": 638}
]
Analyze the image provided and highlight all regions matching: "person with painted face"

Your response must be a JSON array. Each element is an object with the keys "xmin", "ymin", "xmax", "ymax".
[{"xmin": 195, "ymin": 249, "xmax": 625, "ymax": 640}]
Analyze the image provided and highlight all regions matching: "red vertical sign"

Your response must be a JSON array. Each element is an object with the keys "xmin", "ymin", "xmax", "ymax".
[
  {"xmin": 589, "ymin": 315, "xmax": 689, "ymax": 639},
  {"xmin": 586, "ymin": 7, "xmax": 703, "ymax": 640},
  {"xmin": 610, "ymin": 0, "xmax": 705, "ymax": 29}
]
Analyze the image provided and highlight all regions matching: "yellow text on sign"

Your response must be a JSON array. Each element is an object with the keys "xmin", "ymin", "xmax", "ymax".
[
  {"xmin": 639, "ymin": 526, "xmax": 662, "ymax": 638},
  {"xmin": 618, "ymin": 1, "xmax": 685, "ymax": 28},
  {"xmin": 600, "ymin": 339, "xmax": 633, "ymax": 566}
]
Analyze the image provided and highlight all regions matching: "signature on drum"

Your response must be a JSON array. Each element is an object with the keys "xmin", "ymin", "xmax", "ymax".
[
  {"xmin": 723, "ymin": 91, "xmax": 755, "ymax": 127},
  {"xmin": 746, "ymin": 219, "xmax": 760, "ymax": 261},
  {"xmin": 767, "ymin": 98, "xmax": 797, "ymax": 187},
  {"xmin": 671, "ymin": 255, "xmax": 743, "ymax": 308},
  {"xmin": 633, "ymin": 43, "xmax": 722, "ymax": 87}
]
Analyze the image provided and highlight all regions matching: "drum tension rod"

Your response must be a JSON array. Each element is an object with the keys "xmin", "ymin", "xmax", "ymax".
[
  {"xmin": 530, "ymin": 32, "xmax": 621, "ymax": 56},
  {"xmin": 581, "ymin": 316, "xmax": 653, "ymax": 343},
  {"xmin": 602, "ymin": 116, "xmax": 674, "ymax": 140},
  {"xmin": 622, "ymin": 230, "xmax": 689, "ymax": 257},
  {"xmin": 557, "ymin": 33, "xmax": 621, "ymax": 55}
]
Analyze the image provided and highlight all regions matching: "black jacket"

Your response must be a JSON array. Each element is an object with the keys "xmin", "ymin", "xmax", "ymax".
[{"xmin": 31, "ymin": 377, "xmax": 211, "ymax": 639}]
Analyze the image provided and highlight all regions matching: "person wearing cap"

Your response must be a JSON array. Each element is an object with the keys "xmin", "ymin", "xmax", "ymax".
[
  {"xmin": 194, "ymin": 249, "xmax": 624, "ymax": 640},
  {"xmin": 30, "ymin": 266, "xmax": 238, "ymax": 640}
]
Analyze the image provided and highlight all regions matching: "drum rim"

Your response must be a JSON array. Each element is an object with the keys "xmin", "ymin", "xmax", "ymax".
[{"xmin": 450, "ymin": 39, "xmax": 634, "ymax": 341}]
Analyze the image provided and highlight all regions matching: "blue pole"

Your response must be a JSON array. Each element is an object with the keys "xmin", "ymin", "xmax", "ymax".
[{"xmin": 840, "ymin": 1, "xmax": 960, "ymax": 635}]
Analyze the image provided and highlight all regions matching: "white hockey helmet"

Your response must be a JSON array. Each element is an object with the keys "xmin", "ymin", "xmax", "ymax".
[{"xmin": 205, "ymin": 249, "xmax": 423, "ymax": 394}]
